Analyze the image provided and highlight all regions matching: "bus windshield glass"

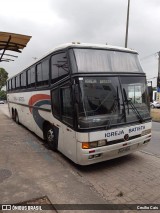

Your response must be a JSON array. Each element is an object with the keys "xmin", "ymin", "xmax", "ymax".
[
  {"xmin": 73, "ymin": 48, "xmax": 143, "ymax": 73},
  {"xmin": 77, "ymin": 76, "xmax": 150, "ymax": 129}
]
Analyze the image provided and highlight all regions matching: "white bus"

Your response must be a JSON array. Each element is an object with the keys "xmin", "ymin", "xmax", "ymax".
[{"xmin": 7, "ymin": 43, "xmax": 152, "ymax": 165}]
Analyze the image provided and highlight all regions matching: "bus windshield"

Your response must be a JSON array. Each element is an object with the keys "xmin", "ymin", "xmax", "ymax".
[
  {"xmin": 76, "ymin": 76, "xmax": 150, "ymax": 129},
  {"xmin": 73, "ymin": 48, "xmax": 143, "ymax": 73}
]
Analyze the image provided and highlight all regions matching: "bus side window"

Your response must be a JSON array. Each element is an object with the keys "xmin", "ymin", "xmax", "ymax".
[
  {"xmin": 21, "ymin": 71, "xmax": 27, "ymax": 89},
  {"xmin": 11, "ymin": 78, "xmax": 15, "ymax": 90},
  {"xmin": 61, "ymin": 86, "xmax": 73, "ymax": 126},
  {"xmin": 42, "ymin": 59, "xmax": 49, "ymax": 86},
  {"xmin": 9, "ymin": 80, "xmax": 11, "ymax": 91},
  {"xmin": 27, "ymin": 67, "xmax": 35, "ymax": 88},
  {"xmin": 16, "ymin": 75, "xmax": 20, "ymax": 90},
  {"xmin": 30, "ymin": 67, "xmax": 35, "ymax": 88},
  {"xmin": 51, "ymin": 52, "xmax": 69, "ymax": 84},
  {"xmin": 37, "ymin": 59, "xmax": 49, "ymax": 87},
  {"xmin": 6, "ymin": 81, "xmax": 8, "ymax": 91},
  {"xmin": 37, "ymin": 64, "xmax": 42, "ymax": 87},
  {"xmin": 52, "ymin": 88, "xmax": 61, "ymax": 119},
  {"xmin": 27, "ymin": 69, "xmax": 31, "ymax": 88}
]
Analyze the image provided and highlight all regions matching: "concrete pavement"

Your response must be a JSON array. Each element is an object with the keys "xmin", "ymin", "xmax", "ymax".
[
  {"xmin": 0, "ymin": 105, "xmax": 112, "ymax": 213},
  {"xmin": 1, "ymin": 104, "xmax": 160, "ymax": 213},
  {"xmin": 143, "ymin": 122, "xmax": 160, "ymax": 156}
]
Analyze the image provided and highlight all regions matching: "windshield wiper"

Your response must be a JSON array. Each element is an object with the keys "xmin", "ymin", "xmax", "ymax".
[{"xmin": 123, "ymin": 88, "xmax": 144, "ymax": 123}]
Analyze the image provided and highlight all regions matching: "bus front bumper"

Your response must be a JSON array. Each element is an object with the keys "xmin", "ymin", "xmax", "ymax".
[{"xmin": 76, "ymin": 134, "xmax": 151, "ymax": 165}]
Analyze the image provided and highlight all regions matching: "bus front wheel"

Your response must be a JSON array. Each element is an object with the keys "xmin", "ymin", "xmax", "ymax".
[{"xmin": 45, "ymin": 125, "xmax": 57, "ymax": 151}]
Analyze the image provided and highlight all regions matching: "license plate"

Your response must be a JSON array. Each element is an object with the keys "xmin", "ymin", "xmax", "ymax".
[{"xmin": 118, "ymin": 146, "xmax": 130, "ymax": 154}]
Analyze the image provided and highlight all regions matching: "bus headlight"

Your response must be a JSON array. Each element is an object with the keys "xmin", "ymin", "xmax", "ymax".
[
  {"xmin": 98, "ymin": 140, "xmax": 107, "ymax": 147},
  {"xmin": 82, "ymin": 142, "xmax": 97, "ymax": 149},
  {"xmin": 90, "ymin": 141, "xmax": 98, "ymax": 148},
  {"xmin": 82, "ymin": 140, "xmax": 107, "ymax": 149},
  {"xmin": 141, "ymin": 129, "xmax": 151, "ymax": 136}
]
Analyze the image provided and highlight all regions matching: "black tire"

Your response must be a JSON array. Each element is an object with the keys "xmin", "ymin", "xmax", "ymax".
[
  {"xmin": 15, "ymin": 111, "xmax": 20, "ymax": 124},
  {"xmin": 45, "ymin": 125, "xmax": 57, "ymax": 151},
  {"xmin": 12, "ymin": 109, "xmax": 15, "ymax": 121}
]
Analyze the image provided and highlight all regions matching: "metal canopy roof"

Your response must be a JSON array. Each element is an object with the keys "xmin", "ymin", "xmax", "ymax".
[{"xmin": 0, "ymin": 32, "xmax": 31, "ymax": 62}]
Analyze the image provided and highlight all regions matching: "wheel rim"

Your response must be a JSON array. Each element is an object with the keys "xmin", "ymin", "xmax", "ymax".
[{"xmin": 47, "ymin": 129, "xmax": 54, "ymax": 142}]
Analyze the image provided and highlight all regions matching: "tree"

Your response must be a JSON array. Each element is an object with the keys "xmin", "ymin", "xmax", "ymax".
[
  {"xmin": 0, "ymin": 90, "xmax": 7, "ymax": 100},
  {"xmin": 0, "ymin": 68, "xmax": 8, "ymax": 90}
]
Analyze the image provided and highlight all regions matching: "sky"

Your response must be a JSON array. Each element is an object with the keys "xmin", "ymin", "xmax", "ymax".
[{"xmin": 0, "ymin": 0, "xmax": 160, "ymax": 86}]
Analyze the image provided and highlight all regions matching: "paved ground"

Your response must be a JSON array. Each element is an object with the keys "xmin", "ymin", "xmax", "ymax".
[
  {"xmin": 0, "ymin": 105, "xmax": 109, "ymax": 213},
  {"xmin": 143, "ymin": 122, "xmax": 160, "ymax": 156},
  {"xmin": 0, "ymin": 104, "xmax": 160, "ymax": 213}
]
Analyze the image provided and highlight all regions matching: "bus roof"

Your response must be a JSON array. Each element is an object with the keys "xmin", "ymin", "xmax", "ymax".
[
  {"xmin": 8, "ymin": 43, "xmax": 138, "ymax": 79},
  {"xmin": 33, "ymin": 43, "xmax": 138, "ymax": 64},
  {"xmin": 50, "ymin": 42, "xmax": 137, "ymax": 54}
]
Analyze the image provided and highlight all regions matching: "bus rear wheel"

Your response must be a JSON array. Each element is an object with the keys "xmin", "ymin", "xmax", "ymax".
[
  {"xmin": 45, "ymin": 125, "xmax": 57, "ymax": 151},
  {"xmin": 15, "ymin": 111, "xmax": 20, "ymax": 124}
]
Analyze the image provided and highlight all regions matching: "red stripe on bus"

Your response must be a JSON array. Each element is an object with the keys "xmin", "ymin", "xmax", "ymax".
[{"xmin": 28, "ymin": 94, "xmax": 51, "ymax": 113}]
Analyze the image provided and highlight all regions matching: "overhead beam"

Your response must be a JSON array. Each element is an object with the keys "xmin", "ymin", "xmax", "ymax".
[
  {"xmin": 0, "ymin": 35, "xmax": 11, "ymax": 62},
  {"xmin": 0, "ymin": 53, "xmax": 18, "ymax": 58},
  {"xmin": 0, "ymin": 31, "xmax": 31, "ymax": 63}
]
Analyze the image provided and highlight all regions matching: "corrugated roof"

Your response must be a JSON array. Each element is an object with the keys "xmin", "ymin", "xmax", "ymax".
[{"xmin": 0, "ymin": 32, "xmax": 31, "ymax": 62}]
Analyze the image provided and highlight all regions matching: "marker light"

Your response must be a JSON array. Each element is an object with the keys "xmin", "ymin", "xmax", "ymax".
[
  {"xmin": 89, "ymin": 150, "xmax": 95, "ymax": 153},
  {"xmin": 82, "ymin": 142, "xmax": 90, "ymax": 149}
]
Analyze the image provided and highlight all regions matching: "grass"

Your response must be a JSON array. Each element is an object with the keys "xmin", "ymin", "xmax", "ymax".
[{"xmin": 151, "ymin": 108, "xmax": 160, "ymax": 122}]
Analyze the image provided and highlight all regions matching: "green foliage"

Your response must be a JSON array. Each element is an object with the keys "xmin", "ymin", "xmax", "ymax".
[
  {"xmin": 0, "ymin": 68, "xmax": 8, "ymax": 90},
  {"xmin": 0, "ymin": 90, "xmax": 7, "ymax": 100}
]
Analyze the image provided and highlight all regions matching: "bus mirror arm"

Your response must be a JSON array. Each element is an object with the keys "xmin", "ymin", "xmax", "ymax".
[{"xmin": 74, "ymin": 84, "xmax": 80, "ymax": 103}]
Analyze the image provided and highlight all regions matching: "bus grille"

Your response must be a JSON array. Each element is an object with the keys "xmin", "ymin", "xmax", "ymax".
[{"xmin": 106, "ymin": 134, "xmax": 141, "ymax": 146}]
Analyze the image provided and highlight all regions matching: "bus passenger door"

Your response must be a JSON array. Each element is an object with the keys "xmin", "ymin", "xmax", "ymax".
[{"xmin": 60, "ymin": 85, "xmax": 77, "ymax": 163}]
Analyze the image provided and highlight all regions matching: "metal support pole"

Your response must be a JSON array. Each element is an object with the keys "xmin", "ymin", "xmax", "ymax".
[
  {"xmin": 158, "ymin": 52, "xmax": 160, "ymax": 79},
  {"xmin": 147, "ymin": 81, "xmax": 153, "ymax": 102},
  {"xmin": 125, "ymin": 0, "xmax": 130, "ymax": 48},
  {"xmin": 157, "ymin": 52, "xmax": 160, "ymax": 88}
]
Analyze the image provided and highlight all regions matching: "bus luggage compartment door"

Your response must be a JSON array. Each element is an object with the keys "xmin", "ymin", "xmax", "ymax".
[{"xmin": 62, "ymin": 124, "xmax": 77, "ymax": 163}]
